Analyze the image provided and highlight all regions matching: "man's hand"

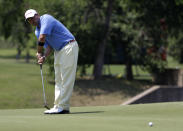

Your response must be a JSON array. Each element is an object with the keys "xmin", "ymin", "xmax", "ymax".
[
  {"xmin": 36, "ymin": 52, "xmax": 42, "ymax": 59},
  {"xmin": 36, "ymin": 52, "xmax": 45, "ymax": 64},
  {"xmin": 38, "ymin": 56, "xmax": 46, "ymax": 64}
]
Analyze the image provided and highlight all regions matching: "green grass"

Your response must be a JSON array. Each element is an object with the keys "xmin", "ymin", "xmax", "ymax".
[
  {"xmin": 79, "ymin": 64, "xmax": 151, "ymax": 79},
  {"xmin": 0, "ymin": 48, "xmax": 37, "ymax": 59},
  {"xmin": 0, "ymin": 58, "xmax": 54, "ymax": 109},
  {"xmin": 0, "ymin": 58, "xmax": 150, "ymax": 109},
  {"xmin": 0, "ymin": 48, "xmax": 182, "ymax": 109},
  {"xmin": 0, "ymin": 48, "xmax": 151, "ymax": 79},
  {"xmin": 0, "ymin": 48, "xmax": 152, "ymax": 109},
  {"xmin": 167, "ymin": 56, "xmax": 183, "ymax": 69},
  {"xmin": 0, "ymin": 49, "xmax": 183, "ymax": 130},
  {"xmin": 0, "ymin": 102, "xmax": 183, "ymax": 131}
]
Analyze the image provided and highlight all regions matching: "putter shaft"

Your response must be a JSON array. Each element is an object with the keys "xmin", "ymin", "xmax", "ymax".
[{"xmin": 40, "ymin": 64, "xmax": 50, "ymax": 110}]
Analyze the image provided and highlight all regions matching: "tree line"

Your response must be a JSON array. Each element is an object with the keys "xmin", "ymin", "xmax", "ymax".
[{"xmin": 1, "ymin": 0, "xmax": 183, "ymax": 80}]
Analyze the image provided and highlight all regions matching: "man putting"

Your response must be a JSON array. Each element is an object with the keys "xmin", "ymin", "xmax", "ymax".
[{"xmin": 25, "ymin": 9, "xmax": 79, "ymax": 114}]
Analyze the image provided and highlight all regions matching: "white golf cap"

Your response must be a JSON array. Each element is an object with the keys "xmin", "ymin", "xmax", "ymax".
[{"xmin": 24, "ymin": 9, "xmax": 38, "ymax": 20}]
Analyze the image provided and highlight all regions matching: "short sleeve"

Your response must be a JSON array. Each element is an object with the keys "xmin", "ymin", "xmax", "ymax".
[
  {"xmin": 44, "ymin": 43, "xmax": 48, "ymax": 49},
  {"xmin": 40, "ymin": 16, "xmax": 54, "ymax": 35}
]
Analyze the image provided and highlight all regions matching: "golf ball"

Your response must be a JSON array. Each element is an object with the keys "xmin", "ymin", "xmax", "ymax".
[{"xmin": 148, "ymin": 122, "xmax": 153, "ymax": 127}]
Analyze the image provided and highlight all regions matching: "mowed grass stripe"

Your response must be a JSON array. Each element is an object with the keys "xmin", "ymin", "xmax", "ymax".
[{"xmin": 0, "ymin": 102, "xmax": 183, "ymax": 131}]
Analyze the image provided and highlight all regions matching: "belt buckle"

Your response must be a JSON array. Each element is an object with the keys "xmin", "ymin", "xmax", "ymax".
[{"xmin": 69, "ymin": 39, "xmax": 75, "ymax": 43}]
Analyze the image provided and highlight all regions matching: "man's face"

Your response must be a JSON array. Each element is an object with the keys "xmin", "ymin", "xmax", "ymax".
[{"xmin": 27, "ymin": 15, "xmax": 39, "ymax": 26}]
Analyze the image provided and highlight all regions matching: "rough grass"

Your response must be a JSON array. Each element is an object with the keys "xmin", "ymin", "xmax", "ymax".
[{"xmin": 0, "ymin": 102, "xmax": 183, "ymax": 131}]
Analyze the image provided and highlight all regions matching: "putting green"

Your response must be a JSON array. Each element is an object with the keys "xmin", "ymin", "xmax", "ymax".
[{"xmin": 0, "ymin": 102, "xmax": 183, "ymax": 131}]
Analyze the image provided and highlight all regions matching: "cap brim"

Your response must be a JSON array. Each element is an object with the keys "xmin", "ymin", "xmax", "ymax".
[{"xmin": 25, "ymin": 14, "xmax": 35, "ymax": 19}]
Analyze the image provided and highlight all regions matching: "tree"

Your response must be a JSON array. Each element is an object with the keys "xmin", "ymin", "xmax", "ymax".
[
  {"xmin": 125, "ymin": 0, "xmax": 180, "ymax": 75},
  {"xmin": 40, "ymin": 0, "xmax": 143, "ymax": 80},
  {"xmin": 93, "ymin": 0, "xmax": 114, "ymax": 79},
  {"xmin": 42, "ymin": 0, "xmax": 115, "ymax": 78},
  {"xmin": 0, "ymin": 0, "xmax": 32, "ymax": 61},
  {"xmin": 107, "ymin": 0, "xmax": 142, "ymax": 80}
]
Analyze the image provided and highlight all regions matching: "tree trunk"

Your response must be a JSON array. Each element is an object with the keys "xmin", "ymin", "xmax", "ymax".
[
  {"xmin": 16, "ymin": 46, "xmax": 21, "ymax": 60},
  {"xmin": 93, "ymin": 0, "xmax": 113, "ymax": 79},
  {"xmin": 25, "ymin": 51, "xmax": 30, "ymax": 63},
  {"xmin": 180, "ymin": 50, "xmax": 183, "ymax": 63},
  {"xmin": 123, "ymin": 39, "xmax": 134, "ymax": 81},
  {"xmin": 125, "ymin": 57, "xmax": 133, "ymax": 80}
]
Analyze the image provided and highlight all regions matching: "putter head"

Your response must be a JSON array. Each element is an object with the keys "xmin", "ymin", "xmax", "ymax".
[{"xmin": 44, "ymin": 105, "xmax": 50, "ymax": 110}]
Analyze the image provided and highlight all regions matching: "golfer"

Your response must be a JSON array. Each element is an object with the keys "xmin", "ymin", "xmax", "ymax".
[{"xmin": 24, "ymin": 9, "xmax": 79, "ymax": 114}]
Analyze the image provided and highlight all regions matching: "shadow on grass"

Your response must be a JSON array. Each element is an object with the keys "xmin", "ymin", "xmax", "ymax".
[
  {"xmin": 71, "ymin": 111, "xmax": 104, "ymax": 114},
  {"xmin": 73, "ymin": 76, "xmax": 153, "ymax": 97},
  {"xmin": 48, "ymin": 75, "xmax": 153, "ymax": 98}
]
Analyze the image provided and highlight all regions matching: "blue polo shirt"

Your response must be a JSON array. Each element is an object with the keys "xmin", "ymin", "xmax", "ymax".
[{"xmin": 35, "ymin": 14, "xmax": 75, "ymax": 51}]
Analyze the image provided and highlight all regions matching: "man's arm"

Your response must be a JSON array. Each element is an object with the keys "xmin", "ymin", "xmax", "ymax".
[
  {"xmin": 37, "ymin": 34, "xmax": 53, "ymax": 64},
  {"xmin": 37, "ymin": 34, "xmax": 46, "ymax": 54}
]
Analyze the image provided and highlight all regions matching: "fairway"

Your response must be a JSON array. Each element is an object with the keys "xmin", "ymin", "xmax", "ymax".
[{"xmin": 0, "ymin": 102, "xmax": 183, "ymax": 131}]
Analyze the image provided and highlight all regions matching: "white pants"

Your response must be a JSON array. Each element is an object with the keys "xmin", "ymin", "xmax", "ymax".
[{"xmin": 54, "ymin": 41, "xmax": 78, "ymax": 110}]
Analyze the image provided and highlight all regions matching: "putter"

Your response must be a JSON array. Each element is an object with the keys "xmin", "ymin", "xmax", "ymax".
[{"xmin": 40, "ymin": 64, "xmax": 50, "ymax": 110}]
